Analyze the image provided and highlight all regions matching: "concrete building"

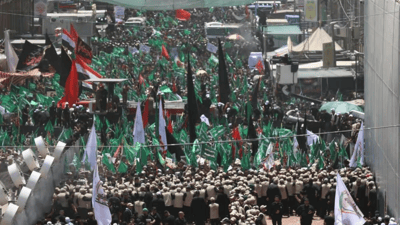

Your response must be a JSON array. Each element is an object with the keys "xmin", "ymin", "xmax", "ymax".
[{"xmin": 364, "ymin": 0, "xmax": 400, "ymax": 219}]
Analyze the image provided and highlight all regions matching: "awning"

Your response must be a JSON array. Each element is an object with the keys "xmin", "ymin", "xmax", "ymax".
[
  {"xmin": 265, "ymin": 25, "xmax": 302, "ymax": 35},
  {"xmin": 94, "ymin": 0, "xmax": 253, "ymax": 10}
]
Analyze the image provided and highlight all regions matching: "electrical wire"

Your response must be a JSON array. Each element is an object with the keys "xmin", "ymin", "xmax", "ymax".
[
  {"xmin": 337, "ymin": 0, "xmax": 351, "ymax": 20},
  {"xmin": 3, "ymin": 123, "xmax": 400, "ymax": 149}
]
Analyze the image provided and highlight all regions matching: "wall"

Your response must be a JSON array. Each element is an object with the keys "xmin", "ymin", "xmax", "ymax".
[
  {"xmin": 11, "ymin": 142, "xmax": 77, "ymax": 225},
  {"xmin": 0, "ymin": 0, "xmax": 32, "ymax": 38},
  {"xmin": 364, "ymin": 0, "xmax": 400, "ymax": 219}
]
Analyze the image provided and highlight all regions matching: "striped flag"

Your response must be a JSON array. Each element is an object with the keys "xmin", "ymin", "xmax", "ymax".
[
  {"xmin": 75, "ymin": 57, "xmax": 102, "ymax": 80},
  {"xmin": 62, "ymin": 29, "xmax": 76, "ymax": 50}
]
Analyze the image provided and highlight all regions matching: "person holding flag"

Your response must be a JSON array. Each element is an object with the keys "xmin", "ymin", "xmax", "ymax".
[{"xmin": 334, "ymin": 174, "xmax": 366, "ymax": 225}]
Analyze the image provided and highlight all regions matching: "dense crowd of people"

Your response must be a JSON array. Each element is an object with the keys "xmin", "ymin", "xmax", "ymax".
[
  {"xmin": 0, "ymin": 3, "xmax": 392, "ymax": 225},
  {"xmin": 38, "ymin": 162, "xmax": 381, "ymax": 225}
]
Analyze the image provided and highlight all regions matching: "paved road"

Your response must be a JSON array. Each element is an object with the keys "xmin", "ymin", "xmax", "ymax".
[{"xmin": 266, "ymin": 216, "xmax": 325, "ymax": 225}]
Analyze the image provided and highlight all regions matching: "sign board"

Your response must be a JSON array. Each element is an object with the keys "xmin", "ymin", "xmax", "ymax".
[
  {"xmin": 323, "ymin": 42, "xmax": 334, "ymax": 68},
  {"xmin": 114, "ymin": 6, "xmax": 125, "ymax": 20},
  {"xmin": 305, "ymin": 0, "xmax": 318, "ymax": 22},
  {"xmin": 34, "ymin": 0, "xmax": 47, "ymax": 18},
  {"xmin": 296, "ymin": 0, "xmax": 304, "ymax": 8}
]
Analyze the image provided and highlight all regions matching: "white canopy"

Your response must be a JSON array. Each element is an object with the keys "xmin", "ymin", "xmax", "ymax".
[{"xmin": 290, "ymin": 28, "xmax": 343, "ymax": 53}]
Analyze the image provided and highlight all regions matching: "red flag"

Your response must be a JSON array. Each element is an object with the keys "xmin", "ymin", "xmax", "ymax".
[
  {"xmin": 232, "ymin": 127, "xmax": 243, "ymax": 159},
  {"xmin": 70, "ymin": 24, "xmax": 79, "ymax": 43},
  {"xmin": 58, "ymin": 60, "xmax": 79, "ymax": 106},
  {"xmin": 175, "ymin": 9, "xmax": 191, "ymax": 21},
  {"xmin": 255, "ymin": 60, "xmax": 264, "ymax": 74},
  {"xmin": 139, "ymin": 74, "xmax": 146, "ymax": 86},
  {"xmin": 161, "ymin": 45, "xmax": 170, "ymax": 60},
  {"xmin": 142, "ymin": 100, "xmax": 149, "ymax": 128},
  {"xmin": 113, "ymin": 145, "xmax": 122, "ymax": 158},
  {"xmin": 167, "ymin": 120, "xmax": 173, "ymax": 134},
  {"xmin": 172, "ymin": 82, "xmax": 177, "ymax": 93}
]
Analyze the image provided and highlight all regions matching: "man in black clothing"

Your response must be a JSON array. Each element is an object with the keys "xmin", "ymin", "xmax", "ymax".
[
  {"xmin": 96, "ymin": 83, "xmax": 108, "ymax": 111},
  {"xmin": 267, "ymin": 179, "xmax": 281, "ymax": 215},
  {"xmin": 302, "ymin": 179, "xmax": 318, "ymax": 212},
  {"xmin": 190, "ymin": 191, "xmax": 207, "ymax": 225},
  {"xmin": 367, "ymin": 183, "xmax": 377, "ymax": 218},
  {"xmin": 174, "ymin": 211, "xmax": 187, "ymax": 225},
  {"xmin": 22, "ymin": 105, "xmax": 29, "ymax": 126},
  {"xmin": 139, "ymin": 208, "xmax": 155, "ymax": 225},
  {"xmin": 324, "ymin": 216, "xmax": 334, "ymax": 225},
  {"xmin": 63, "ymin": 103, "xmax": 70, "ymax": 127},
  {"xmin": 56, "ymin": 105, "xmax": 62, "ymax": 126},
  {"xmin": 216, "ymin": 187, "xmax": 230, "ymax": 220},
  {"xmin": 271, "ymin": 195, "xmax": 283, "ymax": 225},
  {"xmin": 108, "ymin": 193, "xmax": 122, "ymax": 215},
  {"xmin": 122, "ymin": 203, "xmax": 134, "ymax": 223},
  {"xmin": 297, "ymin": 198, "xmax": 315, "ymax": 225},
  {"xmin": 152, "ymin": 193, "xmax": 166, "ymax": 217},
  {"xmin": 355, "ymin": 181, "xmax": 367, "ymax": 216},
  {"xmin": 163, "ymin": 210, "xmax": 175, "ymax": 225},
  {"xmin": 150, "ymin": 207, "xmax": 162, "ymax": 225},
  {"xmin": 49, "ymin": 101, "xmax": 56, "ymax": 125}
]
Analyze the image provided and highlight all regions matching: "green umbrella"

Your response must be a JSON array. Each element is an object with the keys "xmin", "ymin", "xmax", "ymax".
[
  {"xmin": 272, "ymin": 128, "xmax": 293, "ymax": 137},
  {"xmin": 319, "ymin": 101, "xmax": 363, "ymax": 114}
]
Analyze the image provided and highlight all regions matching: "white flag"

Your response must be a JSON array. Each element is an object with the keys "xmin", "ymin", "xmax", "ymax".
[
  {"xmin": 93, "ymin": 166, "xmax": 112, "ymax": 225},
  {"xmin": 158, "ymin": 99, "xmax": 168, "ymax": 151},
  {"xmin": 306, "ymin": 130, "xmax": 319, "ymax": 146},
  {"xmin": 206, "ymin": 42, "xmax": 218, "ymax": 53},
  {"xmin": 133, "ymin": 101, "xmax": 145, "ymax": 145},
  {"xmin": 139, "ymin": 44, "xmax": 151, "ymax": 53},
  {"xmin": 4, "ymin": 30, "xmax": 18, "ymax": 72},
  {"xmin": 334, "ymin": 174, "xmax": 365, "ymax": 225},
  {"xmin": 82, "ymin": 122, "xmax": 97, "ymax": 170},
  {"xmin": 293, "ymin": 137, "xmax": 299, "ymax": 158},
  {"xmin": 128, "ymin": 46, "xmax": 139, "ymax": 55},
  {"xmin": 349, "ymin": 122, "xmax": 364, "ymax": 167},
  {"xmin": 200, "ymin": 114, "xmax": 210, "ymax": 126},
  {"xmin": 263, "ymin": 143, "xmax": 275, "ymax": 170}
]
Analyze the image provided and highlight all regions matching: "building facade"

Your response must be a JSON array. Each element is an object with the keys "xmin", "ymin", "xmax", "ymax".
[{"xmin": 364, "ymin": 0, "xmax": 400, "ymax": 219}]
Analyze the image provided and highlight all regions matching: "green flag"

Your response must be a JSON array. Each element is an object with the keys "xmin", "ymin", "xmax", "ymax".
[
  {"xmin": 118, "ymin": 162, "xmax": 128, "ymax": 173},
  {"xmin": 44, "ymin": 120, "xmax": 54, "ymax": 135},
  {"xmin": 241, "ymin": 150, "xmax": 251, "ymax": 170}
]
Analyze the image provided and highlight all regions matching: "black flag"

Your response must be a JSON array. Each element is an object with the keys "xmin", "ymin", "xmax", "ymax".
[
  {"xmin": 59, "ymin": 47, "xmax": 72, "ymax": 87},
  {"xmin": 251, "ymin": 77, "xmax": 261, "ymax": 109},
  {"xmin": 165, "ymin": 128, "xmax": 185, "ymax": 161},
  {"xmin": 247, "ymin": 116, "xmax": 259, "ymax": 157},
  {"xmin": 16, "ymin": 41, "xmax": 45, "ymax": 71},
  {"xmin": 44, "ymin": 34, "xmax": 61, "ymax": 72},
  {"xmin": 217, "ymin": 38, "xmax": 231, "ymax": 104},
  {"xmin": 187, "ymin": 54, "xmax": 198, "ymax": 143},
  {"xmin": 76, "ymin": 36, "xmax": 93, "ymax": 64}
]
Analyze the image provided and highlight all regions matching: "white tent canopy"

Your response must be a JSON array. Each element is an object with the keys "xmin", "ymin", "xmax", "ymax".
[
  {"xmin": 290, "ymin": 28, "xmax": 343, "ymax": 53},
  {"xmin": 95, "ymin": 0, "xmax": 253, "ymax": 10}
]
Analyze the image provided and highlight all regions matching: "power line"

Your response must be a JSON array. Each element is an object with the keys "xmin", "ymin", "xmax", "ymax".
[{"xmin": 3, "ymin": 123, "xmax": 400, "ymax": 149}]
